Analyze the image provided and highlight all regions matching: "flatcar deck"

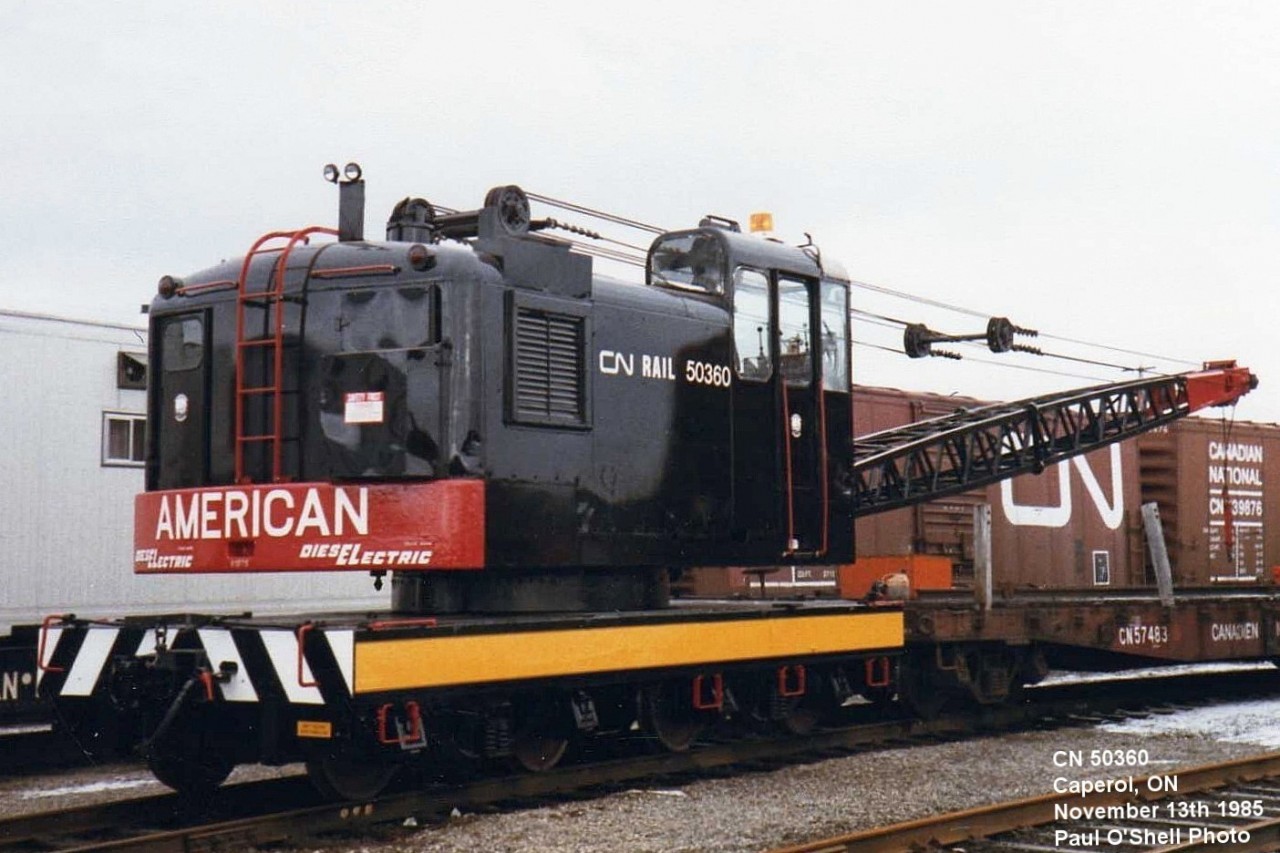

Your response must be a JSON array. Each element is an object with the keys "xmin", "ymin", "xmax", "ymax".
[
  {"xmin": 43, "ymin": 599, "xmax": 904, "ymax": 698},
  {"xmin": 908, "ymin": 586, "xmax": 1280, "ymax": 666}
]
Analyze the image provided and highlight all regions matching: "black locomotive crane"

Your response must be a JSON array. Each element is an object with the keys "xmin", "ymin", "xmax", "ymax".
[{"xmin": 37, "ymin": 168, "xmax": 1257, "ymax": 801}]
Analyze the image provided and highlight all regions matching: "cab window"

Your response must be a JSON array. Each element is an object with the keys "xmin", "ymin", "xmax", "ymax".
[
  {"xmin": 777, "ymin": 277, "xmax": 811, "ymax": 386},
  {"xmin": 820, "ymin": 281, "xmax": 850, "ymax": 391},
  {"xmin": 732, "ymin": 268, "xmax": 771, "ymax": 381},
  {"xmin": 161, "ymin": 316, "xmax": 204, "ymax": 371},
  {"xmin": 649, "ymin": 232, "xmax": 726, "ymax": 295}
]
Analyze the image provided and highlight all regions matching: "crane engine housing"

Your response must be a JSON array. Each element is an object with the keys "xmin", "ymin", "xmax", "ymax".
[{"xmin": 138, "ymin": 180, "xmax": 857, "ymax": 613}]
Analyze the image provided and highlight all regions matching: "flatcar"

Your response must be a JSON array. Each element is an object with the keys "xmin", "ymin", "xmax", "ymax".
[{"xmin": 37, "ymin": 169, "xmax": 1258, "ymax": 799}]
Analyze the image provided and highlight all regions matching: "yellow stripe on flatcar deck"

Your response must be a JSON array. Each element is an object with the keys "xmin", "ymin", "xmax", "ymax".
[{"xmin": 354, "ymin": 611, "xmax": 903, "ymax": 694}]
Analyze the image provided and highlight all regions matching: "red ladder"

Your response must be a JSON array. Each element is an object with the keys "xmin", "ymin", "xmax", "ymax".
[{"xmin": 233, "ymin": 226, "xmax": 338, "ymax": 483}]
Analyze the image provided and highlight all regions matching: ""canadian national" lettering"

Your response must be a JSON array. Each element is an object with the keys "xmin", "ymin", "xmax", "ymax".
[{"xmin": 154, "ymin": 487, "xmax": 370, "ymax": 540}]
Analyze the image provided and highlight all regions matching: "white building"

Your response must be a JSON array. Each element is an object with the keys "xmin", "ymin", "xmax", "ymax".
[{"xmin": 0, "ymin": 309, "xmax": 385, "ymax": 636}]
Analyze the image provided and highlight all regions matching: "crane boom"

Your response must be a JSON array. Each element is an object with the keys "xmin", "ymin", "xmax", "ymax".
[{"xmin": 851, "ymin": 361, "xmax": 1257, "ymax": 517}]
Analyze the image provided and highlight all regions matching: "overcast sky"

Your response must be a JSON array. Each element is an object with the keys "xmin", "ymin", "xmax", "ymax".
[{"xmin": 3, "ymin": 2, "xmax": 1277, "ymax": 421}]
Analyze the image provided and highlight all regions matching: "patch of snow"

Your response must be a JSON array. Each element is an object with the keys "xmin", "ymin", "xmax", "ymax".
[
  {"xmin": 1100, "ymin": 697, "xmax": 1280, "ymax": 748},
  {"xmin": 1040, "ymin": 662, "xmax": 1272, "ymax": 686},
  {"xmin": 22, "ymin": 777, "xmax": 153, "ymax": 799}
]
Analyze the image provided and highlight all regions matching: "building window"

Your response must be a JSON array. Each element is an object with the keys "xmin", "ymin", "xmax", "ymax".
[
  {"xmin": 117, "ymin": 351, "xmax": 148, "ymax": 390},
  {"xmin": 103, "ymin": 412, "xmax": 146, "ymax": 466}
]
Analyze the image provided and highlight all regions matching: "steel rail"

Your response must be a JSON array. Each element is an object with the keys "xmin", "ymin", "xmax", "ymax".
[
  {"xmin": 0, "ymin": 727, "xmax": 83, "ymax": 777},
  {"xmin": 6, "ymin": 671, "xmax": 1280, "ymax": 852}
]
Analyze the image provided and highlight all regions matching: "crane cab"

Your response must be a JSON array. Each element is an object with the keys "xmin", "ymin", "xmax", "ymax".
[
  {"xmin": 134, "ymin": 182, "xmax": 859, "ymax": 613},
  {"xmin": 647, "ymin": 220, "xmax": 854, "ymax": 562}
]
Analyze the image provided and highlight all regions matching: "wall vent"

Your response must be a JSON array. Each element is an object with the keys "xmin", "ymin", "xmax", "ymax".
[{"xmin": 512, "ymin": 306, "xmax": 586, "ymax": 426}]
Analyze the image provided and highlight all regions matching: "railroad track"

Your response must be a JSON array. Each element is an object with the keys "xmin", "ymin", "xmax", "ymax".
[
  {"xmin": 0, "ymin": 725, "xmax": 85, "ymax": 777},
  {"xmin": 4, "ymin": 670, "xmax": 1279, "ymax": 852},
  {"xmin": 772, "ymin": 753, "xmax": 1280, "ymax": 852}
]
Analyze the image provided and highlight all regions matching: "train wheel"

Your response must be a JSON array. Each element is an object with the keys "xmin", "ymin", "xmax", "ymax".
[
  {"xmin": 775, "ymin": 698, "xmax": 820, "ymax": 736},
  {"xmin": 640, "ymin": 681, "xmax": 706, "ymax": 752},
  {"xmin": 510, "ymin": 696, "xmax": 572, "ymax": 772},
  {"xmin": 511, "ymin": 730, "xmax": 569, "ymax": 772},
  {"xmin": 147, "ymin": 741, "xmax": 235, "ymax": 797},
  {"xmin": 896, "ymin": 649, "xmax": 954, "ymax": 719},
  {"xmin": 901, "ymin": 681, "xmax": 948, "ymax": 719},
  {"xmin": 306, "ymin": 756, "xmax": 398, "ymax": 801},
  {"xmin": 774, "ymin": 666, "xmax": 843, "ymax": 735},
  {"xmin": 775, "ymin": 683, "xmax": 836, "ymax": 736}
]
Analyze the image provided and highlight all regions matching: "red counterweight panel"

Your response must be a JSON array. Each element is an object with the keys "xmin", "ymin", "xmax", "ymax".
[{"xmin": 134, "ymin": 479, "xmax": 485, "ymax": 573}]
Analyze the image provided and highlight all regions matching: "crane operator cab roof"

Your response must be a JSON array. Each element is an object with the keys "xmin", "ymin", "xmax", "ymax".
[{"xmin": 645, "ymin": 217, "xmax": 851, "ymax": 299}]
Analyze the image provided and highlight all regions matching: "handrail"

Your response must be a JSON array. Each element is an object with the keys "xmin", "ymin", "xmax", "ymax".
[
  {"xmin": 232, "ymin": 226, "xmax": 338, "ymax": 483},
  {"xmin": 37, "ymin": 613, "xmax": 70, "ymax": 674}
]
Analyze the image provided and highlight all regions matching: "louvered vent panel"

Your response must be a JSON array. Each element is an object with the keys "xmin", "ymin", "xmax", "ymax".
[{"xmin": 514, "ymin": 307, "xmax": 585, "ymax": 424}]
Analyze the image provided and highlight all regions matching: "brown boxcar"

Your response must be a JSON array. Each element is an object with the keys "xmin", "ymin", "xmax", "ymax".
[{"xmin": 1137, "ymin": 417, "xmax": 1280, "ymax": 586}]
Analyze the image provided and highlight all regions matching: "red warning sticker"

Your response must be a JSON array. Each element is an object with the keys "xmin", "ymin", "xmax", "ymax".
[{"xmin": 344, "ymin": 391, "xmax": 384, "ymax": 424}]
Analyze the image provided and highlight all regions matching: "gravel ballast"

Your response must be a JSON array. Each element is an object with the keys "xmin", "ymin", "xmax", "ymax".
[
  {"xmin": 305, "ymin": 722, "xmax": 1265, "ymax": 852},
  {"xmin": 5, "ymin": 708, "xmax": 1269, "ymax": 852}
]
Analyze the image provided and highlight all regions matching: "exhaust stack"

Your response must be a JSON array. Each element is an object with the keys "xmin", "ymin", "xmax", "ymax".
[{"xmin": 323, "ymin": 162, "xmax": 365, "ymax": 242}]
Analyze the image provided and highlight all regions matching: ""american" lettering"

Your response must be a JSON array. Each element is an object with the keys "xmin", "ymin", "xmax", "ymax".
[{"xmin": 154, "ymin": 487, "xmax": 369, "ymax": 540}]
